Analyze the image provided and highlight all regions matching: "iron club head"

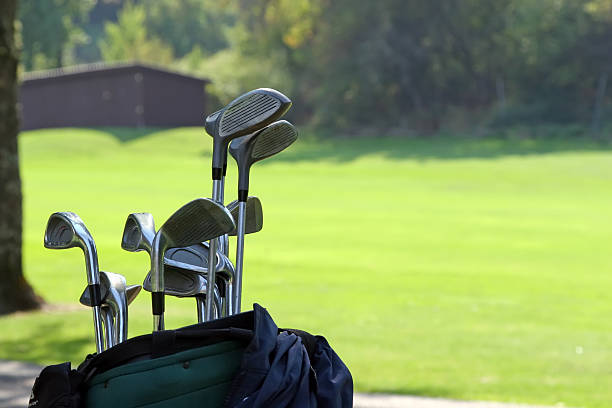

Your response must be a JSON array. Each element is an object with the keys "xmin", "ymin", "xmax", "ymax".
[
  {"xmin": 150, "ymin": 198, "xmax": 235, "ymax": 331},
  {"xmin": 226, "ymin": 196, "xmax": 263, "ymax": 236},
  {"xmin": 121, "ymin": 213, "xmax": 156, "ymax": 253}
]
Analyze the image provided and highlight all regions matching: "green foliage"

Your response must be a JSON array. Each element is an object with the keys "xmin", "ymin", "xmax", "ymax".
[
  {"xmin": 99, "ymin": 1, "xmax": 174, "ymax": 65},
  {"xmin": 18, "ymin": 0, "xmax": 95, "ymax": 70},
  {"xmin": 16, "ymin": 0, "xmax": 612, "ymax": 132},
  {"xmin": 143, "ymin": 0, "xmax": 232, "ymax": 58}
]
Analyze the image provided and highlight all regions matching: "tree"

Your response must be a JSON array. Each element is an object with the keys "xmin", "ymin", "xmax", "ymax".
[
  {"xmin": 99, "ymin": 1, "xmax": 174, "ymax": 66},
  {"xmin": 18, "ymin": 0, "xmax": 95, "ymax": 70},
  {"xmin": 0, "ymin": 0, "xmax": 42, "ymax": 314}
]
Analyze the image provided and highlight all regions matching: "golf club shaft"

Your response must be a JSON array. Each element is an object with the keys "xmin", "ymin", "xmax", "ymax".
[
  {"xmin": 218, "ymin": 175, "xmax": 229, "ymax": 256},
  {"xmin": 197, "ymin": 294, "xmax": 221, "ymax": 323},
  {"xmin": 102, "ymin": 306, "xmax": 114, "ymax": 349},
  {"xmin": 151, "ymin": 235, "xmax": 165, "ymax": 331},
  {"xmin": 92, "ymin": 305, "xmax": 104, "ymax": 353},
  {"xmin": 205, "ymin": 178, "xmax": 223, "ymax": 320},
  {"xmin": 83, "ymin": 247, "xmax": 105, "ymax": 353},
  {"xmin": 234, "ymin": 200, "xmax": 247, "ymax": 314}
]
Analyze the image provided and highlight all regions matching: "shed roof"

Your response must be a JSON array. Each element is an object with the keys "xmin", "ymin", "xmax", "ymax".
[{"xmin": 21, "ymin": 62, "xmax": 210, "ymax": 85}]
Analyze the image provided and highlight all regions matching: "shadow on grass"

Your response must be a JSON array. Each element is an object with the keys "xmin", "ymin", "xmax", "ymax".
[
  {"xmin": 271, "ymin": 134, "xmax": 612, "ymax": 164},
  {"xmin": 98, "ymin": 127, "xmax": 169, "ymax": 143},
  {"xmin": 0, "ymin": 319, "xmax": 92, "ymax": 365},
  {"xmin": 363, "ymin": 385, "xmax": 456, "ymax": 398},
  {"xmin": 98, "ymin": 126, "xmax": 612, "ymax": 162}
]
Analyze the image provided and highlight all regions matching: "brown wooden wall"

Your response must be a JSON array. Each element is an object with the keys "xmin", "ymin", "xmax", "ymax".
[{"xmin": 19, "ymin": 64, "xmax": 208, "ymax": 130}]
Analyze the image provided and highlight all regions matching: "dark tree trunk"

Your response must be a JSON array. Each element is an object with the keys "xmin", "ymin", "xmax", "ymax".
[{"xmin": 0, "ymin": 0, "xmax": 43, "ymax": 314}]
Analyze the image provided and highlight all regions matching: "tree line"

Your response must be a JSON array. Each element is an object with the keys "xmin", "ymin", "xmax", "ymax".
[{"xmin": 18, "ymin": 0, "xmax": 612, "ymax": 132}]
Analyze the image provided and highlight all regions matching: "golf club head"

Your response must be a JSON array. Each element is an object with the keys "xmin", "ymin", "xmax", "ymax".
[
  {"xmin": 79, "ymin": 278, "xmax": 109, "ymax": 307},
  {"xmin": 164, "ymin": 243, "xmax": 235, "ymax": 280},
  {"xmin": 80, "ymin": 280, "xmax": 141, "ymax": 307},
  {"xmin": 121, "ymin": 213, "xmax": 156, "ymax": 253},
  {"xmin": 44, "ymin": 212, "xmax": 99, "ymax": 282},
  {"xmin": 164, "ymin": 243, "xmax": 236, "ymax": 317},
  {"xmin": 143, "ymin": 266, "xmax": 211, "ymax": 297},
  {"xmin": 159, "ymin": 198, "xmax": 236, "ymax": 249},
  {"xmin": 150, "ymin": 198, "xmax": 236, "ymax": 330},
  {"xmin": 205, "ymin": 109, "xmax": 222, "ymax": 137},
  {"xmin": 126, "ymin": 284, "xmax": 142, "ymax": 305},
  {"xmin": 226, "ymin": 197, "xmax": 263, "ymax": 236},
  {"xmin": 229, "ymin": 120, "xmax": 298, "ymax": 192},
  {"xmin": 209, "ymin": 88, "xmax": 292, "ymax": 169}
]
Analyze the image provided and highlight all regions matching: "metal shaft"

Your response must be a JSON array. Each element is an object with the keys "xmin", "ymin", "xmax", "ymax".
[
  {"xmin": 234, "ymin": 201, "xmax": 247, "ymax": 314},
  {"xmin": 151, "ymin": 234, "xmax": 165, "ymax": 331},
  {"xmin": 83, "ymin": 246, "xmax": 105, "ymax": 353},
  {"xmin": 218, "ymin": 176, "xmax": 229, "ymax": 256},
  {"xmin": 205, "ymin": 179, "xmax": 223, "ymax": 320},
  {"xmin": 92, "ymin": 305, "xmax": 104, "ymax": 353},
  {"xmin": 102, "ymin": 306, "xmax": 115, "ymax": 349}
]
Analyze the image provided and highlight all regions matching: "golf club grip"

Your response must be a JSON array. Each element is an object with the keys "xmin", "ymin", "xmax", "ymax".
[
  {"xmin": 152, "ymin": 291, "xmax": 164, "ymax": 331},
  {"xmin": 152, "ymin": 291, "xmax": 164, "ymax": 315},
  {"xmin": 238, "ymin": 189, "xmax": 248, "ymax": 203}
]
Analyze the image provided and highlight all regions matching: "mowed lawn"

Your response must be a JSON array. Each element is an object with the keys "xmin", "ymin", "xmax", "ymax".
[{"xmin": 1, "ymin": 127, "xmax": 611, "ymax": 407}]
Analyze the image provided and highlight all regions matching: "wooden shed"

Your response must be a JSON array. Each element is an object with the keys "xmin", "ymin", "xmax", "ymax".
[{"xmin": 19, "ymin": 63, "xmax": 210, "ymax": 130}]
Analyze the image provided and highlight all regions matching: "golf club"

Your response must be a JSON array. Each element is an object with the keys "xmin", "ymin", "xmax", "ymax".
[
  {"xmin": 165, "ymin": 243, "xmax": 236, "ymax": 317},
  {"xmin": 149, "ymin": 198, "xmax": 234, "ymax": 331},
  {"xmin": 228, "ymin": 120, "xmax": 298, "ymax": 313},
  {"xmin": 80, "ymin": 276, "xmax": 141, "ymax": 349},
  {"xmin": 142, "ymin": 266, "xmax": 222, "ymax": 322},
  {"xmin": 44, "ymin": 212, "xmax": 104, "ymax": 354},
  {"xmin": 204, "ymin": 88, "xmax": 291, "ymax": 321},
  {"xmin": 121, "ymin": 211, "xmax": 230, "ymax": 320}
]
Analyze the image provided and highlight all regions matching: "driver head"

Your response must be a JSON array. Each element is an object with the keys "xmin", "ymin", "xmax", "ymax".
[
  {"xmin": 229, "ymin": 120, "xmax": 298, "ymax": 192},
  {"xmin": 207, "ymin": 88, "xmax": 292, "ymax": 169}
]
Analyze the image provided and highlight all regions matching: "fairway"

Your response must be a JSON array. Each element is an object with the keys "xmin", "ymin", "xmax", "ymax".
[{"xmin": 2, "ymin": 127, "xmax": 612, "ymax": 408}]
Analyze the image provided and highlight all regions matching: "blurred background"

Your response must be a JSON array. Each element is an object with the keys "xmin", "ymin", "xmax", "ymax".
[{"xmin": 1, "ymin": 1, "xmax": 611, "ymax": 407}]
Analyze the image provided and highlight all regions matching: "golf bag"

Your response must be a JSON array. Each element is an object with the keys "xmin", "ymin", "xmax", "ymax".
[{"xmin": 29, "ymin": 304, "xmax": 353, "ymax": 408}]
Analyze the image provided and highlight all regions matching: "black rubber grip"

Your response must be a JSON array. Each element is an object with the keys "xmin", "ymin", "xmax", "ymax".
[
  {"xmin": 88, "ymin": 284, "xmax": 102, "ymax": 307},
  {"xmin": 212, "ymin": 167, "xmax": 222, "ymax": 180},
  {"xmin": 238, "ymin": 189, "xmax": 248, "ymax": 202},
  {"xmin": 152, "ymin": 291, "xmax": 165, "ymax": 315}
]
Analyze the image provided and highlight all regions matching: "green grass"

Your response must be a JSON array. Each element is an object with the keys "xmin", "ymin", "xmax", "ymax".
[{"xmin": 2, "ymin": 127, "xmax": 612, "ymax": 407}]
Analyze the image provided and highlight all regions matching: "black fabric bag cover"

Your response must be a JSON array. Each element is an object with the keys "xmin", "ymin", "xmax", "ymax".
[{"xmin": 28, "ymin": 362, "xmax": 83, "ymax": 408}]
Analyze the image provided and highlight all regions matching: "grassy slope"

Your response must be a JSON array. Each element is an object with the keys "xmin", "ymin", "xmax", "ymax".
[{"xmin": 1, "ymin": 127, "xmax": 611, "ymax": 407}]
